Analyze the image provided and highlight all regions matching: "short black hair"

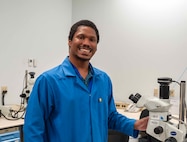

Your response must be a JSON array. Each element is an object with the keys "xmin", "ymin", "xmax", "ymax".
[{"xmin": 68, "ymin": 20, "xmax": 100, "ymax": 43}]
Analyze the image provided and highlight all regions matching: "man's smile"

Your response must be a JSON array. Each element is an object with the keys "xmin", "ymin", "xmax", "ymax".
[{"xmin": 79, "ymin": 46, "xmax": 92, "ymax": 54}]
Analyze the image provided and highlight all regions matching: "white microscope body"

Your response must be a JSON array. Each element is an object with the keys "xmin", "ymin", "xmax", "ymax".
[{"xmin": 129, "ymin": 78, "xmax": 187, "ymax": 142}]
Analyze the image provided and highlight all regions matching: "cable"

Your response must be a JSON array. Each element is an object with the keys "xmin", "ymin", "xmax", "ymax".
[
  {"xmin": 2, "ymin": 94, "xmax": 5, "ymax": 105},
  {"xmin": 172, "ymin": 80, "xmax": 180, "ymax": 85},
  {"xmin": 171, "ymin": 115, "xmax": 187, "ymax": 129},
  {"xmin": 172, "ymin": 67, "xmax": 187, "ymax": 89},
  {"xmin": 20, "ymin": 70, "xmax": 28, "ymax": 105},
  {"xmin": 176, "ymin": 67, "xmax": 187, "ymax": 83},
  {"xmin": 1, "ymin": 90, "xmax": 7, "ymax": 105},
  {"xmin": 0, "ymin": 104, "xmax": 26, "ymax": 121}
]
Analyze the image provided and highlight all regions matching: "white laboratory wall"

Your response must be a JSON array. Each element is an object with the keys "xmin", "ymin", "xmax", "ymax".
[
  {"xmin": 72, "ymin": 0, "xmax": 187, "ymax": 103},
  {"xmin": 0, "ymin": 0, "xmax": 72, "ymax": 105},
  {"xmin": 0, "ymin": 0, "xmax": 187, "ymax": 107}
]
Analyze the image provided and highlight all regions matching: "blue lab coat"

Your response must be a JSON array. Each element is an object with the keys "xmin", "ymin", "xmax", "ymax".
[{"xmin": 23, "ymin": 57, "xmax": 138, "ymax": 142}]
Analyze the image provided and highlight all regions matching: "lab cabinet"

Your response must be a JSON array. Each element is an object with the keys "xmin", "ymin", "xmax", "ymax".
[{"xmin": 0, "ymin": 127, "xmax": 20, "ymax": 142}]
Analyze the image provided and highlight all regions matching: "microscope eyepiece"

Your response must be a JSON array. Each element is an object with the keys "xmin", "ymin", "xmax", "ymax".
[{"xmin": 129, "ymin": 93, "xmax": 141, "ymax": 103}]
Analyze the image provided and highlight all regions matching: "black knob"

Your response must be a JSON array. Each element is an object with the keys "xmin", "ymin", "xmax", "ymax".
[
  {"xmin": 154, "ymin": 126, "xmax": 163, "ymax": 134},
  {"xmin": 20, "ymin": 93, "xmax": 26, "ymax": 98},
  {"xmin": 26, "ymin": 90, "xmax": 30, "ymax": 93},
  {"xmin": 165, "ymin": 137, "xmax": 177, "ymax": 142}
]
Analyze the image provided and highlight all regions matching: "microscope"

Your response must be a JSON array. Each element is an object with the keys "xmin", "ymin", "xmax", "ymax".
[
  {"xmin": 129, "ymin": 77, "xmax": 187, "ymax": 142},
  {"xmin": 20, "ymin": 70, "xmax": 35, "ymax": 104}
]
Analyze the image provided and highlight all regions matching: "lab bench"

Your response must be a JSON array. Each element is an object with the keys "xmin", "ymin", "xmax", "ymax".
[
  {"xmin": 0, "ymin": 109, "xmax": 140, "ymax": 142},
  {"xmin": 0, "ymin": 117, "xmax": 24, "ymax": 142}
]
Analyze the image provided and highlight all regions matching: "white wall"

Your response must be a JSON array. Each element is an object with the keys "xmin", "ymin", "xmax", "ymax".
[
  {"xmin": 0, "ymin": 0, "xmax": 72, "ymax": 104},
  {"xmin": 72, "ymin": 0, "xmax": 187, "ymax": 103},
  {"xmin": 1, "ymin": 0, "xmax": 187, "ymax": 106}
]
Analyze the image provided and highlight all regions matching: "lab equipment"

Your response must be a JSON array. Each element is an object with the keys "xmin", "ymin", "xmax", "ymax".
[
  {"xmin": 129, "ymin": 77, "xmax": 187, "ymax": 142},
  {"xmin": 20, "ymin": 70, "xmax": 35, "ymax": 104},
  {"xmin": 125, "ymin": 103, "xmax": 142, "ymax": 113}
]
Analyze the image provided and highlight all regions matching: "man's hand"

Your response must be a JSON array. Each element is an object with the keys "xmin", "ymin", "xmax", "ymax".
[{"xmin": 134, "ymin": 116, "xmax": 149, "ymax": 131}]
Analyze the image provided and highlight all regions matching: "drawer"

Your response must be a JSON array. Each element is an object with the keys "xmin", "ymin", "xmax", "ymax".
[{"xmin": 0, "ymin": 130, "xmax": 20, "ymax": 142}]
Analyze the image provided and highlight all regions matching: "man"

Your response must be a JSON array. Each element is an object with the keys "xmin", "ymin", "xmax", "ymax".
[{"xmin": 23, "ymin": 19, "xmax": 148, "ymax": 142}]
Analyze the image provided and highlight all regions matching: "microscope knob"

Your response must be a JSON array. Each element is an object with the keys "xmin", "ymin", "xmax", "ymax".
[
  {"xmin": 154, "ymin": 126, "xmax": 163, "ymax": 134},
  {"xmin": 165, "ymin": 137, "xmax": 177, "ymax": 142}
]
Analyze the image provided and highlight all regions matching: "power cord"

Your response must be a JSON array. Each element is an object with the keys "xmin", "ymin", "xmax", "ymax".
[
  {"xmin": 0, "ymin": 104, "xmax": 26, "ymax": 121},
  {"xmin": 1, "ymin": 90, "xmax": 7, "ymax": 105}
]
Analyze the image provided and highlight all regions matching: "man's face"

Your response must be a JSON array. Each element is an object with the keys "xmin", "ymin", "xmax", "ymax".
[{"xmin": 68, "ymin": 26, "xmax": 98, "ymax": 61}]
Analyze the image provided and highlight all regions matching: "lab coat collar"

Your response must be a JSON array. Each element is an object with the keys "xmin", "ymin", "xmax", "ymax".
[{"xmin": 61, "ymin": 56, "xmax": 100, "ymax": 78}]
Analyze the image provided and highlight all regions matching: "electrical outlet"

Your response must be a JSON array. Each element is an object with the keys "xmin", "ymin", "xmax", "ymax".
[
  {"xmin": 1, "ymin": 86, "xmax": 8, "ymax": 94},
  {"xmin": 28, "ymin": 59, "xmax": 33, "ymax": 67},
  {"xmin": 28, "ymin": 58, "xmax": 37, "ymax": 67},
  {"xmin": 115, "ymin": 102, "xmax": 127, "ymax": 109}
]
